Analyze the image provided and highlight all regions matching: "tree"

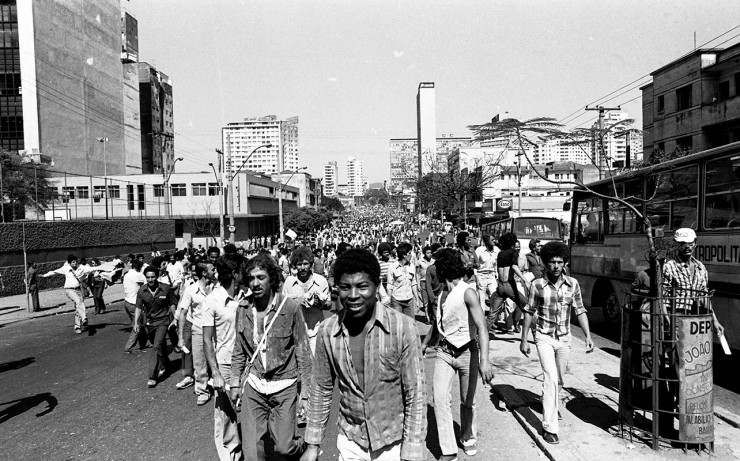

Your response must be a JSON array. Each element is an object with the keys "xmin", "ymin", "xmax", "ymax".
[
  {"xmin": 284, "ymin": 207, "xmax": 333, "ymax": 236},
  {"xmin": 180, "ymin": 202, "xmax": 221, "ymax": 247},
  {"xmin": 562, "ymin": 118, "xmax": 642, "ymax": 175},
  {"xmin": 321, "ymin": 195, "xmax": 344, "ymax": 212},
  {"xmin": 363, "ymin": 188, "xmax": 390, "ymax": 206},
  {"xmin": 1, "ymin": 149, "xmax": 55, "ymax": 222}
]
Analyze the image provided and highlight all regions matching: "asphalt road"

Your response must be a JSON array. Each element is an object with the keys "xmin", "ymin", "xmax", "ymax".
[{"xmin": 0, "ymin": 298, "xmax": 542, "ymax": 461}]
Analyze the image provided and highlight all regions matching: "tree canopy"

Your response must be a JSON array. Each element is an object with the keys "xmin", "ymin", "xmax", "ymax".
[
  {"xmin": 284, "ymin": 207, "xmax": 333, "ymax": 236},
  {"xmin": 1, "ymin": 150, "xmax": 55, "ymax": 222},
  {"xmin": 363, "ymin": 188, "xmax": 390, "ymax": 206},
  {"xmin": 321, "ymin": 195, "xmax": 344, "ymax": 212}
]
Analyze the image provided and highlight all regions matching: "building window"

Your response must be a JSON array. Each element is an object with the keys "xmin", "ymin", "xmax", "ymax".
[
  {"xmin": 62, "ymin": 186, "xmax": 74, "ymax": 202},
  {"xmin": 677, "ymin": 136, "xmax": 693, "ymax": 151},
  {"xmin": 93, "ymin": 186, "xmax": 105, "ymax": 203},
  {"xmin": 719, "ymin": 81, "xmax": 730, "ymax": 101},
  {"xmin": 676, "ymin": 85, "xmax": 692, "ymax": 111},
  {"xmin": 735, "ymin": 73, "xmax": 740, "ymax": 97},
  {"xmin": 208, "ymin": 182, "xmax": 220, "ymax": 196},
  {"xmin": 153, "ymin": 184, "xmax": 164, "ymax": 197},
  {"xmin": 108, "ymin": 185, "xmax": 120, "ymax": 199},
  {"xmin": 127, "ymin": 185, "xmax": 135, "ymax": 211},
  {"xmin": 192, "ymin": 183, "xmax": 207, "ymax": 196},
  {"xmin": 657, "ymin": 95, "xmax": 665, "ymax": 114},
  {"xmin": 137, "ymin": 185, "xmax": 145, "ymax": 210},
  {"xmin": 76, "ymin": 186, "xmax": 89, "ymax": 199},
  {"xmin": 171, "ymin": 184, "xmax": 186, "ymax": 197}
]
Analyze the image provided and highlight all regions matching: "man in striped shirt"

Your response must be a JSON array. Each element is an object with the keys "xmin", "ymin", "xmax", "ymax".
[
  {"xmin": 303, "ymin": 249, "xmax": 426, "ymax": 461},
  {"xmin": 520, "ymin": 241, "xmax": 593, "ymax": 445}
]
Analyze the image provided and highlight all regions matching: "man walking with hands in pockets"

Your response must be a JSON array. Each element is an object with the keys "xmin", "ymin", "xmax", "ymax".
[{"xmin": 520, "ymin": 241, "xmax": 593, "ymax": 445}]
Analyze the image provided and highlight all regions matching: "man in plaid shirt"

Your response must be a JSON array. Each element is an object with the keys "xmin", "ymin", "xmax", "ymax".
[{"xmin": 520, "ymin": 241, "xmax": 594, "ymax": 445}]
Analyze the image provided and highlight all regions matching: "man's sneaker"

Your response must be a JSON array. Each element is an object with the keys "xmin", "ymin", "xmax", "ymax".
[
  {"xmin": 147, "ymin": 379, "xmax": 157, "ymax": 388},
  {"xmin": 158, "ymin": 368, "xmax": 166, "ymax": 378},
  {"xmin": 74, "ymin": 327, "xmax": 83, "ymax": 334},
  {"xmin": 175, "ymin": 376, "xmax": 194, "ymax": 390},
  {"xmin": 460, "ymin": 438, "xmax": 477, "ymax": 456},
  {"xmin": 439, "ymin": 455, "xmax": 458, "ymax": 461},
  {"xmin": 543, "ymin": 431, "xmax": 559, "ymax": 444},
  {"xmin": 196, "ymin": 394, "xmax": 212, "ymax": 406},
  {"xmin": 124, "ymin": 348, "xmax": 133, "ymax": 354},
  {"xmin": 82, "ymin": 318, "xmax": 88, "ymax": 327}
]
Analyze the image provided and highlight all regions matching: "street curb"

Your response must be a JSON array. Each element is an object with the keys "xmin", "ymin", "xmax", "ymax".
[
  {"xmin": 715, "ymin": 407, "xmax": 740, "ymax": 429},
  {"xmin": 491, "ymin": 382, "xmax": 555, "ymax": 461},
  {"xmin": 0, "ymin": 297, "xmax": 124, "ymax": 326}
]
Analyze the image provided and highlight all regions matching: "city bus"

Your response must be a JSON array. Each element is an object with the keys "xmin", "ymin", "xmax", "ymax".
[
  {"xmin": 481, "ymin": 216, "xmax": 564, "ymax": 250},
  {"xmin": 570, "ymin": 141, "xmax": 740, "ymax": 349}
]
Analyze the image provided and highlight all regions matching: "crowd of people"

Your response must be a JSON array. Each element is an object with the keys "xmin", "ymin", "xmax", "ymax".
[{"xmin": 38, "ymin": 204, "xmax": 724, "ymax": 460}]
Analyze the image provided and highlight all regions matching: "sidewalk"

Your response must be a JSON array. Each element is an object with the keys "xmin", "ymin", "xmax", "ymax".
[
  {"xmin": 489, "ymin": 329, "xmax": 740, "ymax": 460},
  {"xmin": 0, "ymin": 284, "xmax": 125, "ymax": 326}
]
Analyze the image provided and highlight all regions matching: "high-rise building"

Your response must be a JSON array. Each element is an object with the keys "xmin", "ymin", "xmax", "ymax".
[
  {"xmin": 4, "ymin": 0, "xmax": 131, "ymax": 175},
  {"xmin": 347, "ymin": 157, "xmax": 365, "ymax": 197},
  {"xmin": 323, "ymin": 161, "xmax": 338, "ymax": 197},
  {"xmin": 222, "ymin": 115, "xmax": 298, "ymax": 176},
  {"xmin": 390, "ymin": 135, "xmax": 470, "ymax": 193},
  {"xmin": 138, "ymin": 63, "xmax": 174, "ymax": 174},
  {"xmin": 417, "ymin": 82, "xmax": 437, "ymax": 177}
]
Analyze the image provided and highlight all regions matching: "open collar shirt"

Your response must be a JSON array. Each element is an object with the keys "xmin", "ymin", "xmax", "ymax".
[
  {"xmin": 525, "ymin": 274, "xmax": 586, "ymax": 337},
  {"xmin": 305, "ymin": 301, "xmax": 426, "ymax": 461},
  {"xmin": 662, "ymin": 256, "xmax": 708, "ymax": 312}
]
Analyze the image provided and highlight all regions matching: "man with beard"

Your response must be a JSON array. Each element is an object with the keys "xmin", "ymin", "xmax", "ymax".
[
  {"xmin": 229, "ymin": 254, "xmax": 312, "ymax": 461},
  {"xmin": 302, "ymin": 249, "xmax": 426, "ymax": 461}
]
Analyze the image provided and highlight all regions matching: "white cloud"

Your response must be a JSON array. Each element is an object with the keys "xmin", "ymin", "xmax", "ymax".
[
  {"xmin": 393, "ymin": 51, "xmax": 404, "ymax": 58},
  {"xmin": 328, "ymin": 77, "xmax": 338, "ymax": 82}
]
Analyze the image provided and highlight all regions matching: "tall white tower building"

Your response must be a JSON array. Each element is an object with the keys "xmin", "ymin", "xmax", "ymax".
[
  {"xmin": 222, "ymin": 115, "xmax": 298, "ymax": 176},
  {"xmin": 323, "ymin": 161, "xmax": 338, "ymax": 197},
  {"xmin": 417, "ymin": 82, "xmax": 437, "ymax": 177},
  {"xmin": 347, "ymin": 157, "xmax": 365, "ymax": 197}
]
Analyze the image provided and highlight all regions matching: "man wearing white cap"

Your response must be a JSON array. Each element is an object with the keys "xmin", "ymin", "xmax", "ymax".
[{"xmin": 662, "ymin": 228, "xmax": 724, "ymax": 335}]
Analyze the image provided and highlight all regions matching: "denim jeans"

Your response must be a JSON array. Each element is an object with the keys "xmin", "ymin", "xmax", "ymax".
[
  {"xmin": 65, "ymin": 288, "xmax": 86, "ymax": 329},
  {"xmin": 336, "ymin": 432, "xmax": 400, "ymax": 461},
  {"xmin": 391, "ymin": 297, "xmax": 414, "ymax": 319},
  {"xmin": 214, "ymin": 364, "xmax": 243, "ymax": 461},
  {"xmin": 535, "ymin": 333, "xmax": 572, "ymax": 435},
  {"xmin": 181, "ymin": 320, "xmax": 194, "ymax": 377},
  {"xmin": 123, "ymin": 301, "xmax": 148, "ymax": 351},
  {"xmin": 145, "ymin": 323, "xmax": 170, "ymax": 380},
  {"xmin": 244, "ymin": 379, "xmax": 304, "ymax": 461},
  {"xmin": 433, "ymin": 345, "xmax": 479, "ymax": 456}
]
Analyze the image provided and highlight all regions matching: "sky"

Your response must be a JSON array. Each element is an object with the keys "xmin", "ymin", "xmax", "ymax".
[{"xmin": 125, "ymin": 0, "xmax": 740, "ymax": 184}]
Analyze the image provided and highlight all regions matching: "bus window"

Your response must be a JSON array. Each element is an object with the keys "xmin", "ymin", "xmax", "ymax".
[
  {"xmin": 646, "ymin": 166, "xmax": 698, "ymax": 231},
  {"xmin": 705, "ymin": 154, "xmax": 740, "ymax": 228},
  {"xmin": 576, "ymin": 198, "xmax": 603, "ymax": 243}
]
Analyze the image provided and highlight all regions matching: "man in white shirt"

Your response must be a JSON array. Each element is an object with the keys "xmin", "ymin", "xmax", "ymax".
[
  {"xmin": 167, "ymin": 251, "xmax": 185, "ymax": 295},
  {"xmin": 123, "ymin": 260, "xmax": 147, "ymax": 352},
  {"xmin": 475, "ymin": 234, "xmax": 499, "ymax": 316},
  {"xmin": 41, "ymin": 254, "xmax": 96, "ymax": 334},
  {"xmin": 176, "ymin": 262, "xmax": 215, "ymax": 405},
  {"xmin": 203, "ymin": 254, "xmax": 244, "ymax": 461}
]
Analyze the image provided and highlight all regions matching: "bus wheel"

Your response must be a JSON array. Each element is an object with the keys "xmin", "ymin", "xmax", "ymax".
[{"xmin": 603, "ymin": 291, "xmax": 621, "ymax": 327}]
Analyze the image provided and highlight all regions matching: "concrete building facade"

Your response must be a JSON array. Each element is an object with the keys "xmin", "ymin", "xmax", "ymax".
[
  {"xmin": 390, "ymin": 136, "xmax": 470, "ymax": 193},
  {"xmin": 271, "ymin": 171, "xmax": 322, "ymax": 209},
  {"xmin": 6, "ymin": 0, "xmax": 128, "ymax": 175},
  {"xmin": 417, "ymin": 82, "xmax": 436, "ymax": 176},
  {"xmin": 323, "ymin": 161, "xmax": 338, "ymax": 197},
  {"xmin": 642, "ymin": 44, "xmax": 740, "ymax": 157},
  {"xmin": 137, "ymin": 62, "xmax": 174, "ymax": 175},
  {"xmin": 222, "ymin": 115, "xmax": 299, "ymax": 177},
  {"xmin": 346, "ymin": 157, "xmax": 364, "ymax": 197}
]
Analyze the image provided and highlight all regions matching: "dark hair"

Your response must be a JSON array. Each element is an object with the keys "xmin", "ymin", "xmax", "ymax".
[
  {"xmin": 430, "ymin": 242, "xmax": 442, "ymax": 253},
  {"xmin": 422, "ymin": 245, "xmax": 432, "ymax": 254},
  {"xmin": 216, "ymin": 254, "xmax": 242, "ymax": 286},
  {"xmin": 377, "ymin": 242, "xmax": 392, "ymax": 254},
  {"xmin": 434, "ymin": 248, "xmax": 466, "ymax": 282},
  {"xmin": 529, "ymin": 238, "xmax": 541, "ymax": 251},
  {"xmin": 131, "ymin": 260, "xmax": 144, "ymax": 271},
  {"xmin": 290, "ymin": 247, "xmax": 314, "ymax": 267},
  {"xmin": 333, "ymin": 249, "xmax": 381, "ymax": 286},
  {"xmin": 151, "ymin": 256, "xmax": 165, "ymax": 269},
  {"xmin": 396, "ymin": 242, "xmax": 412, "ymax": 259},
  {"xmin": 456, "ymin": 231, "xmax": 469, "ymax": 247},
  {"xmin": 67, "ymin": 254, "xmax": 78, "ymax": 264},
  {"xmin": 243, "ymin": 253, "xmax": 281, "ymax": 293},
  {"xmin": 336, "ymin": 242, "xmax": 351, "ymax": 256},
  {"xmin": 207, "ymin": 247, "xmax": 220, "ymax": 256},
  {"xmin": 223, "ymin": 244, "xmax": 237, "ymax": 255},
  {"xmin": 175, "ymin": 251, "xmax": 185, "ymax": 261},
  {"xmin": 540, "ymin": 241, "xmax": 569, "ymax": 264},
  {"xmin": 498, "ymin": 232, "xmax": 518, "ymax": 250},
  {"xmin": 482, "ymin": 234, "xmax": 492, "ymax": 244},
  {"xmin": 193, "ymin": 262, "xmax": 210, "ymax": 279},
  {"xmin": 143, "ymin": 265, "xmax": 159, "ymax": 278}
]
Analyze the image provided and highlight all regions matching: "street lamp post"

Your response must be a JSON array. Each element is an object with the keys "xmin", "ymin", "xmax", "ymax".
[
  {"xmin": 96, "ymin": 137, "xmax": 109, "ymax": 219},
  {"xmin": 278, "ymin": 166, "xmax": 308, "ymax": 244},
  {"xmin": 227, "ymin": 142, "xmax": 273, "ymax": 244},
  {"xmin": 163, "ymin": 157, "xmax": 183, "ymax": 219}
]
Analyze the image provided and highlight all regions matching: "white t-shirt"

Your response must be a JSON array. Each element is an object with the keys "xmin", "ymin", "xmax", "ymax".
[
  {"xmin": 123, "ymin": 270, "xmax": 146, "ymax": 304},
  {"xmin": 203, "ymin": 286, "xmax": 242, "ymax": 366}
]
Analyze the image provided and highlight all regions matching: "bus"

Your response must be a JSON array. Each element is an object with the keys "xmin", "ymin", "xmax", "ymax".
[
  {"xmin": 570, "ymin": 141, "xmax": 740, "ymax": 349},
  {"xmin": 481, "ymin": 216, "xmax": 564, "ymax": 251}
]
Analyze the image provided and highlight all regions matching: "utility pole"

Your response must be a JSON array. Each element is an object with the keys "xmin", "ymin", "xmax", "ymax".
[
  {"xmin": 278, "ymin": 143, "xmax": 284, "ymax": 244},
  {"xmin": 213, "ymin": 150, "xmax": 225, "ymax": 245},
  {"xmin": 227, "ymin": 133, "xmax": 236, "ymax": 244},
  {"xmin": 516, "ymin": 154, "xmax": 523, "ymax": 217},
  {"xmin": 585, "ymin": 105, "xmax": 620, "ymax": 179}
]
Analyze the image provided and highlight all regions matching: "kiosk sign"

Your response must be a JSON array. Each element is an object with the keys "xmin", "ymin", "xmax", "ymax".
[{"xmin": 676, "ymin": 316, "xmax": 714, "ymax": 443}]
